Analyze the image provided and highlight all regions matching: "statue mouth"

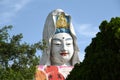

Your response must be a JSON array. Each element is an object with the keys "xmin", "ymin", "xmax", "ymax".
[{"xmin": 60, "ymin": 52, "xmax": 68, "ymax": 56}]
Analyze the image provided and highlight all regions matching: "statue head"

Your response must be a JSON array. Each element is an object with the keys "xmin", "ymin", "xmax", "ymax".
[{"xmin": 40, "ymin": 9, "xmax": 80, "ymax": 66}]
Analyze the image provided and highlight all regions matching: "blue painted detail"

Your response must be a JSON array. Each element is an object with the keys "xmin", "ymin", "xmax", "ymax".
[{"xmin": 55, "ymin": 28, "xmax": 70, "ymax": 34}]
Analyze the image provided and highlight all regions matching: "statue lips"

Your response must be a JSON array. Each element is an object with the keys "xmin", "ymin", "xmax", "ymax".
[{"xmin": 60, "ymin": 52, "xmax": 68, "ymax": 56}]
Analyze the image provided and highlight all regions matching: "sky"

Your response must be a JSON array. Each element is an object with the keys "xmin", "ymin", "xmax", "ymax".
[{"xmin": 0, "ymin": 0, "xmax": 120, "ymax": 61}]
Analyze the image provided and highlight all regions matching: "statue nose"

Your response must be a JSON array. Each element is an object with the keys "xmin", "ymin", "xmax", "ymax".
[{"xmin": 61, "ymin": 44, "xmax": 67, "ymax": 51}]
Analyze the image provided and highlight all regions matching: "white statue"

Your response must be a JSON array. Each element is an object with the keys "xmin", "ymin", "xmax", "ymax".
[{"xmin": 40, "ymin": 9, "xmax": 80, "ymax": 66}]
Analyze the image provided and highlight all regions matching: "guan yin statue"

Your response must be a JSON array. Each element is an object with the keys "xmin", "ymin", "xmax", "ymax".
[{"xmin": 35, "ymin": 9, "xmax": 80, "ymax": 80}]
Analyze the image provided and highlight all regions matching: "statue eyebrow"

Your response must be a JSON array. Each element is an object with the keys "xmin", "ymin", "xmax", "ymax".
[
  {"xmin": 52, "ymin": 38, "xmax": 61, "ymax": 41},
  {"xmin": 52, "ymin": 38, "xmax": 72, "ymax": 41},
  {"xmin": 65, "ymin": 38, "xmax": 72, "ymax": 41}
]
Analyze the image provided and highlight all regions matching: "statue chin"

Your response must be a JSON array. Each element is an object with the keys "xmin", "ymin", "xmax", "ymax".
[{"xmin": 51, "ymin": 56, "xmax": 71, "ymax": 66}]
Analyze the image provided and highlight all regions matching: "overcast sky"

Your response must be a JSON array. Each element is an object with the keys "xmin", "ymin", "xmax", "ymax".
[{"xmin": 0, "ymin": 0, "xmax": 120, "ymax": 61}]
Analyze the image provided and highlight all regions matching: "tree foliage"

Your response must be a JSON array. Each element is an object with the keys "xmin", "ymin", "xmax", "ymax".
[
  {"xmin": 66, "ymin": 17, "xmax": 120, "ymax": 80},
  {"xmin": 0, "ymin": 25, "xmax": 46, "ymax": 80}
]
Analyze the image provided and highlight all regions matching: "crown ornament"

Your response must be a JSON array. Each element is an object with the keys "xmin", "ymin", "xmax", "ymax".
[{"xmin": 56, "ymin": 12, "xmax": 69, "ymax": 28}]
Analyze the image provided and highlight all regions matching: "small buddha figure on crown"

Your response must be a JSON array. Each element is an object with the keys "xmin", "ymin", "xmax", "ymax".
[{"xmin": 56, "ymin": 12, "xmax": 69, "ymax": 28}]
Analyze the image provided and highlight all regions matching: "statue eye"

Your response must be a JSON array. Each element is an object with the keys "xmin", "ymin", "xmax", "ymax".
[
  {"xmin": 66, "ymin": 40, "xmax": 73, "ymax": 46},
  {"xmin": 66, "ymin": 43, "xmax": 71, "ymax": 45},
  {"xmin": 55, "ymin": 43, "xmax": 61, "ymax": 45},
  {"xmin": 53, "ymin": 41, "xmax": 61, "ymax": 46}
]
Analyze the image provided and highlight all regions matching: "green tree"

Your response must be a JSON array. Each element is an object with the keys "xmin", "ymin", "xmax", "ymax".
[
  {"xmin": 0, "ymin": 25, "xmax": 46, "ymax": 80},
  {"xmin": 66, "ymin": 17, "xmax": 120, "ymax": 80}
]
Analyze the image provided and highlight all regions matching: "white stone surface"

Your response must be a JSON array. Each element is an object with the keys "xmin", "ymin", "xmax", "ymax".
[{"xmin": 40, "ymin": 9, "xmax": 80, "ymax": 66}]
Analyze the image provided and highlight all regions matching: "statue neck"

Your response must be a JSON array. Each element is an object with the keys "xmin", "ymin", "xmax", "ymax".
[{"xmin": 51, "ymin": 60, "xmax": 71, "ymax": 66}]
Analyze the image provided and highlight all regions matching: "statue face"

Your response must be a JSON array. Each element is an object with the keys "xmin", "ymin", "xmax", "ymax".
[{"xmin": 51, "ymin": 33, "xmax": 74, "ymax": 65}]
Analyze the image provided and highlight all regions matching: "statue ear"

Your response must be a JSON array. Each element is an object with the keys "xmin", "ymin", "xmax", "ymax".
[{"xmin": 71, "ymin": 51, "xmax": 80, "ymax": 65}]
